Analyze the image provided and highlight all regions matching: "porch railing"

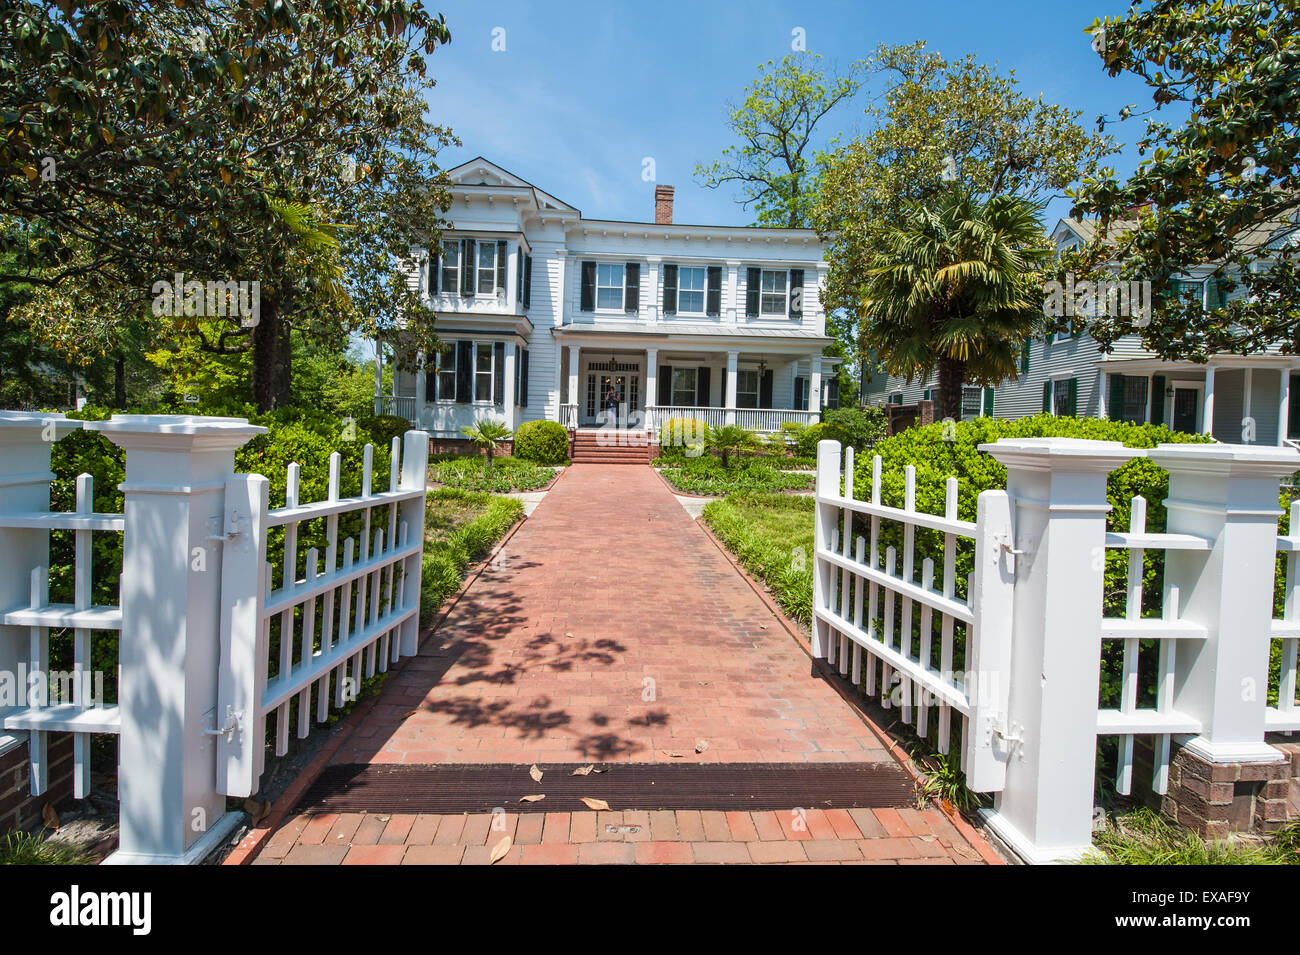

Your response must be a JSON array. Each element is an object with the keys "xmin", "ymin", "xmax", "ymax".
[{"xmin": 373, "ymin": 395, "xmax": 417, "ymax": 423}]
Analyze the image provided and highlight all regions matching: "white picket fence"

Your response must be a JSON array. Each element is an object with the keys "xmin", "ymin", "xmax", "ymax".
[
  {"xmin": 0, "ymin": 412, "xmax": 428, "ymax": 864},
  {"xmin": 814, "ymin": 437, "xmax": 1300, "ymax": 863}
]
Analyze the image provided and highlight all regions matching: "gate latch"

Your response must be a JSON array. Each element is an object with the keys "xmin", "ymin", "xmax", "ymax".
[
  {"xmin": 985, "ymin": 715, "xmax": 1024, "ymax": 759},
  {"xmin": 994, "ymin": 533, "xmax": 1026, "ymax": 572},
  {"xmin": 204, "ymin": 706, "xmax": 243, "ymax": 742}
]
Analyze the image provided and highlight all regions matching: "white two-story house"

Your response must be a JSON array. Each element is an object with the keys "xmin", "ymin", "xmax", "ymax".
[
  {"xmin": 375, "ymin": 158, "xmax": 838, "ymax": 438},
  {"xmin": 863, "ymin": 212, "xmax": 1300, "ymax": 447}
]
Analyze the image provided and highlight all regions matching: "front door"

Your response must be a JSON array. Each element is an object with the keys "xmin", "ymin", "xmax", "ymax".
[
  {"xmin": 583, "ymin": 364, "xmax": 641, "ymax": 427},
  {"xmin": 1172, "ymin": 387, "xmax": 1199, "ymax": 434}
]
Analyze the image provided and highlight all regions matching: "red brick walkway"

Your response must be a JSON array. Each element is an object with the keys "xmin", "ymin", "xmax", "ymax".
[{"xmin": 246, "ymin": 464, "xmax": 1000, "ymax": 864}]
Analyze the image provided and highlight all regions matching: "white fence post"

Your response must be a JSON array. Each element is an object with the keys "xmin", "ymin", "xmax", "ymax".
[
  {"xmin": 813, "ymin": 439, "xmax": 843, "ymax": 658},
  {"xmin": 88, "ymin": 414, "xmax": 265, "ymax": 864},
  {"xmin": 397, "ymin": 429, "xmax": 430, "ymax": 655},
  {"xmin": 1148, "ymin": 443, "xmax": 1300, "ymax": 764},
  {"xmin": 979, "ymin": 437, "xmax": 1138, "ymax": 863}
]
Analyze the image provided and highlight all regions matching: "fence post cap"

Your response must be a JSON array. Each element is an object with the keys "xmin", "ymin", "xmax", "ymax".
[
  {"xmin": 0, "ymin": 410, "xmax": 83, "ymax": 440},
  {"xmin": 979, "ymin": 436, "xmax": 1141, "ymax": 472},
  {"xmin": 1147, "ymin": 441, "xmax": 1300, "ymax": 479},
  {"xmin": 85, "ymin": 413, "xmax": 267, "ymax": 451}
]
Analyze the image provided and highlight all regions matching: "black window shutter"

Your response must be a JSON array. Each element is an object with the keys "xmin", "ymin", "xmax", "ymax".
[
  {"xmin": 827, "ymin": 378, "xmax": 840, "ymax": 409},
  {"xmin": 759, "ymin": 369, "xmax": 774, "ymax": 409},
  {"xmin": 580, "ymin": 260, "xmax": 596, "ymax": 311},
  {"xmin": 624, "ymin": 263, "xmax": 640, "ymax": 313},
  {"xmin": 794, "ymin": 375, "xmax": 806, "ymax": 411},
  {"xmin": 1042, "ymin": 380, "xmax": 1052, "ymax": 413},
  {"xmin": 493, "ymin": 342, "xmax": 505, "ymax": 405},
  {"xmin": 696, "ymin": 366, "xmax": 711, "ymax": 407},
  {"xmin": 662, "ymin": 264, "xmax": 678, "ymax": 315},
  {"xmin": 423, "ymin": 352, "xmax": 434, "ymax": 402},
  {"xmin": 1151, "ymin": 375, "xmax": 1166, "ymax": 426},
  {"xmin": 789, "ymin": 268, "xmax": 804, "ymax": 318},
  {"xmin": 657, "ymin": 365, "xmax": 672, "ymax": 406},
  {"xmin": 427, "ymin": 252, "xmax": 439, "ymax": 295},
  {"xmin": 982, "ymin": 386, "xmax": 994, "ymax": 417},
  {"xmin": 461, "ymin": 238, "xmax": 476, "ymax": 296},
  {"xmin": 1020, "ymin": 338, "xmax": 1031, "ymax": 374},
  {"xmin": 706, "ymin": 266, "xmax": 722, "ymax": 316},
  {"xmin": 496, "ymin": 240, "xmax": 507, "ymax": 295},
  {"xmin": 520, "ymin": 349, "xmax": 529, "ymax": 407},
  {"xmin": 745, "ymin": 267, "xmax": 761, "ymax": 317},
  {"xmin": 1108, "ymin": 374, "xmax": 1127, "ymax": 421},
  {"xmin": 516, "ymin": 251, "xmax": 523, "ymax": 305},
  {"xmin": 523, "ymin": 254, "xmax": 532, "ymax": 309},
  {"xmin": 455, "ymin": 341, "xmax": 473, "ymax": 402},
  {"xmin": 1067, "ymin": 377, "xmax": 1079, "ymax": 416}
]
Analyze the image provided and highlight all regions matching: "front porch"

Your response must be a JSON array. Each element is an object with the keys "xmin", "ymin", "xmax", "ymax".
[{"xmin": 1100, "ymin": 355, "xmax": 1300, "ymax": 447}]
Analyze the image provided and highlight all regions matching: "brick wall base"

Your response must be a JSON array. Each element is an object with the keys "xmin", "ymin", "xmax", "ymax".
[
  {"xmin": 428, "ymin": 437, "xmax": 514, "ymax": 458},
  {"xmin": 0, "ymin": 734, "xmax": 75, "ymax": 834},
  {"xmin": 1130, "ymin": 737, "xmax": 1299, "ymax": 838}
]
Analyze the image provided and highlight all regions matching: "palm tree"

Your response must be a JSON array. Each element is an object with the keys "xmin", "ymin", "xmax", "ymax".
[
  {"xmin": 461, "ymin": 419, "xmax": 514, "ymax": 468},
  {"xmin": 863, "ymin": 186, "xmax": 1052, "ymax": 421},
  {"xmin": 706, "ymin": 424, "xmax": 759, "ymax": 468}
]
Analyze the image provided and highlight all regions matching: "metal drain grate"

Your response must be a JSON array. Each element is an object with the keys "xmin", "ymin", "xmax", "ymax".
[{"xmin": 296, "ymin": 762, "xmax": 915, "ymax": 814}]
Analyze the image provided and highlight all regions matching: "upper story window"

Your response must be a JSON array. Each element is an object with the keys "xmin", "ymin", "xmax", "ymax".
[
  {"xmin": 596, "ymin": 263, "xmax": 624, "ymax": 309},
  {"xmin": 439, "ymin": 241, "xmax": 459, "ymax": 293},
  {"xmin": 662, "ymin": 264, "xmax": 722, "ymax": 317},
  {"xmin": 429, "ymin": 237, "xmax": 507, "ymax": 298},
  {"xmin": 478, "ymin": 242, "xmax": 502, "ymax": 295},
  {"xmin": 678, "ymin": 267, "xmax": 706, "ymax": 313},
  {"xmin": 580, "ymin": 261, "xmax": 640, "ymax": 314},
  {"xmin": 744, "ymin": 267, "xmax": 804, "ymax": 319}
]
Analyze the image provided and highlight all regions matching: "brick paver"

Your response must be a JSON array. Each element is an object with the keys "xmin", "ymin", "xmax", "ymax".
[{"xmin": 249, "ymin": 464, "xmax": 999, "ymax": 865}]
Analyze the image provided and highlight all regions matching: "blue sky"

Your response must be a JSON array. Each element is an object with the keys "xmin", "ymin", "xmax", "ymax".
[{"xmin": 423, "ymin": 0, "xmax": 1163, "ymax": 229}]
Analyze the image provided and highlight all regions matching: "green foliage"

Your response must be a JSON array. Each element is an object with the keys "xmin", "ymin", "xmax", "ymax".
[
  {"xmin": 1085, "ymin": 808, "xmax": 1298, "ymax": 866},
  {"xmin": 420, "ymin": 489, "xmax": 523, "ymax": 623},
  {"xmin": 794, "ymin": 422, "xmax": 831, "ymax": 459},
  {"xmin": 659, "ymin": 457, "xmax": 814, "ymax": 496},
  {"xmin": 513, "ymin": 420, "xmax": 569, "ymax": 466},
  {"xmin": 0, "ymin": 831, "xmax": 92, "ymax": 865},
  {"xmin": 702, "ymin": 494, "xmax": 815, "ymax": 624},
  {"xmin": 429, "ymin": 455, "xmax": 554, "ymax": 493},
  {"xmin": 821, "ymin": 406, "xmax": 888, "ymax": 453},
  {"xmin": 695, "ymin": 53, "xmax": 864, "ymax": 228},
  {"xmin": 657, "ymin": 417, "xmax": 710, "ymax": 459},
  {"xmin": 705, "ymin": 424, "xmax": 760, "ymax": 468},
  {"xmin": 460, "ymin": 419, "xmax": 513, "ymax": 466},
  {"xmin": 1071, "ymin": 4, "xmax": 1300, "ymax": 358}
]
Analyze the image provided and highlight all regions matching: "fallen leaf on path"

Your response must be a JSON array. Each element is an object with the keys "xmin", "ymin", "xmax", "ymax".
[
  {"xmin": 401, "ymin": 709, "xmax": 418, "ymax": 719},
  {"xmin": 529, "ymin": 764, "xmax": 544, "ymax": 783},
  {"xmin": 661, "ymin": 750, "xmax": 685, "ymax": 759},
  {"xmin": 570, "ymin": 765, "xmax": 594, "ymax": 776},
  {"xmin": 695, "ymin": 739, "xmax": 710, "ymax": 754},
  {"xmin": 519, "ymin": 794, "xmax": 546, "ymax": 803},
  {"xmin": 489, "ymin": 836, "xmax": 512, "ymax": 864},
  {"xmin": 42, "ymin": 803, "xmax": 59, "ymax": 830},
  {"xmin": 580, "ymin": 797, "xmax": 610, "ymax": 811}
]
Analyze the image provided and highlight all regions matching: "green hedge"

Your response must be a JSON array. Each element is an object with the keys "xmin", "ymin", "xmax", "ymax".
[
  {"xmin": 658, "ymin": 456, "xmax": 815, "ymax": 495},
  {"xmin": 420, "ymin": 489, "xmax": 524, "ymax": 623},
  {"xmin": 513, "ymin": 419, "xmax": 569, "ymax": 465},
  {"xmin": 658, "ymin": 417, "xmax": 709, "ymax": 459},
  {"xmin": 821, "ymin": 406, "xmax": 888, "ymax": 452}
]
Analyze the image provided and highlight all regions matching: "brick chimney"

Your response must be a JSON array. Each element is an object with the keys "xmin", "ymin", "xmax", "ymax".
[{"xmin": 654, "ymin": 185, "xmax": 675, "ymax": 224}]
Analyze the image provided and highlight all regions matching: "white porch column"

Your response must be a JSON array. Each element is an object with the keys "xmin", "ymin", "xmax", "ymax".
[
  {"xmin": 1243, "ymin": 367, "xmax": 1254, "ymax": 443},
  {"xmin": 566, "ymin": 345, "xmax": 579, "ymax": 429},
  {"xmin": 374, "ymin": 335, "xmax": 383, "ymax": 415},
  {"xmin": 1203, "ymin": 365, "xmax": 1216, "ymax": 436},
  {"xmin": 724, "ymin": 350, "xmax": 739, "ymax": 425},
  {"xmin": 88, "ymin": 414, "xmax": 265, "ymax": 864},
  {"xmin": 980, "ymin": 437, "xmax": 1139, "ymax": 863},
  {"xmin": 413, "ymin": 353, "xmax": 426, "ymax": 422},
  {"xmin": 645, "ymin": 348, "xmax": 658, "ymax": 432},
  {"xmin": 810, "ymin": 356, "xmax": 823, "ymax": 414},
  {"xmin": 502, "ymin": 341, "xmax": 517, "ymax": 430},
  {"xmin": 1280, "ymin": 368, "xmax": 1292, "ymax": 447},
  {"xmin": 1098, "ymin": 370, "xmax": 1109, "ymax": 420},
  {"xmin": 1150, "ymin": 443, "xmax": 1300, "ymax": 764}
]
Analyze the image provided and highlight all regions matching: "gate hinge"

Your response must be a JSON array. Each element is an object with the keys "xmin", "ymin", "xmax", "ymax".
[{"xmin": 203, "ymin": 706, "xmax": 243, "ymax": 742}]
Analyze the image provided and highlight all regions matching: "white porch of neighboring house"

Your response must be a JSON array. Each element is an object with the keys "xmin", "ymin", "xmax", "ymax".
[
  {"xmin": 552, "ymin": 335, "xmax": 835, "ymax": 434},
  {"xmin": 1098, "ymin": 354, "xmax": 1300, "ymax": 447}
]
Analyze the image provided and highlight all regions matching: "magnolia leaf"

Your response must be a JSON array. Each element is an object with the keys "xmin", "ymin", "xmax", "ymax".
[
  {"xmin": 695, "ymin": 739, "xmax": 710, "ymax": 754},
  {"xmin": 518, "ymin": 794, "xmax": 545, "ymax": 803},
  {"xmin": 579, "ymin": 797, "xmax": 610, "ymax": 811},
  {"xmin": 661, "ymin": 750, "xmax": 685, "ymax": 759},
  {"xmin": 488, "ymin": 835, "xmax": 511, "ymax": 864},
  {"xmin": 529, "ymin": 764, "xmax": 543, "ymax": 783},
  {"xmin": 570, "ymin": 765, "xmax": 594, "ymax": 776}
]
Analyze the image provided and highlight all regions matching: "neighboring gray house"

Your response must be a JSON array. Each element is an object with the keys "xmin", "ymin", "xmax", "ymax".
[{"xmin": 863, "ymin": 214, "xmax": 1300, "ymax": 447}]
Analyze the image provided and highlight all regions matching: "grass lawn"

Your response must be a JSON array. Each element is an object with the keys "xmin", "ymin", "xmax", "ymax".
[
  {"xmin": 701, "ymin": 493, "xmax": 813, "ymax": 624},
  {"xmin": 658, "ymin": 456, "xmax": 815, "ymax": 496},
  {"xmin": 421, "ymin": 487, "xmax": 524, "ymax": 623},
  {"xmin": 1085, "ymin": 809, "xmax": 1299, "ymax": 865},
  {"xmin": 428, "ymin": 453, "xmax": 557, "ymax": 493}
]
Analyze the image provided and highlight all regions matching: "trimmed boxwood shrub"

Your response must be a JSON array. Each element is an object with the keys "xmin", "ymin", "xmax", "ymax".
[
  {"xmin": 658, "ymin": 417, "xmax": 709, "ymax": 459},
  {"xmin": 513, "ymin": 419, "xmax": 569, "ymax": 465},
  {"xmin": 821, "ymin": 406, "xmax": 888, "ymax": 453},
  {"xmin": 794, "ymin": 422, "xmax": 831, "ymax": 458}
]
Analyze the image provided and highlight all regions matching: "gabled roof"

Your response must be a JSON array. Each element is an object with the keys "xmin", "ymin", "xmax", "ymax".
[{"xmin": 446, "ymin": 156, "xmax": 580, "ymax": 216}]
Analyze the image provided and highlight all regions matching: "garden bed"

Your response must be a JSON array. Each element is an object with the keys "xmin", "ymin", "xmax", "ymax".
[
  {"xmin": 656, "ymin": 456, "xmax": 815, "ymax": 496},
  {"xmin": 427, "ymin": 453, "xmax": 560, "ymax": 493}
]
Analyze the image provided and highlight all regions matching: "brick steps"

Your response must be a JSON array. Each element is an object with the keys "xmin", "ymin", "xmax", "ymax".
[{"xmin": 570, "ymin": 431, "xmax": 655, "ymax": 465}]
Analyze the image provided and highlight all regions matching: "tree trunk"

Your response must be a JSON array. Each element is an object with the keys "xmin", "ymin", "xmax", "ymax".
[
  {"xmin": 114, "ymin": 353, "xmax": 126, "ymax": 409},
  {"xmin": 937, "ymin": 356, "xmax": 966, "ymax": 421},
  {"xmin": 251, "ymin": 297, "xmax": 290, "ymax": 412}
]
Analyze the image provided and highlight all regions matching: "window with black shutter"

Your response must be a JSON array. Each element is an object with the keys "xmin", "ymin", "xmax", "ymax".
[
  {"xmin": 662, "ymin": 264, "xmax": 678, "ymax": 315},
  {"xmin": 455, "ymin": 340, "xmax": 473, "ymax": 402},
  {"xmin": 426, "ymin": 251, "xmax": 439, "ymax": 295},
  {"xmin": 523, "ymin": 254, "xmax": 532, "ymax": 309},
  {"xmin": 580, "ymin": 261, "xmax": 596, "ymax": 311},
  {"xmin": 745, "ymin": 267, "xmax": 761, "ymax": 317},
  {"xmin": 696, "ymin": 366, "xmax": 711, "ymax": 406},
  {"xmin": 706, "ymin": 266, "xmax": 722, "ymax": 316},
  {"xmin": 759, "ymin": 369, "xmax": 773, "ymax": 409},
  {"xmin": 493, "ymin": 342, "xmax": 505, "ymax": 405},
  {"xmin": 519, "ymin": 349, "xmax": 529, "ymax": 407},
  {"xmin": 794, "ymin": 375, "xmax": 807, "ymax": 411},
  {"xmin": 495, "ymin": 240, "xmax": 507, "ymax": 296},
  {"xmin": 515, "ymin": 250, "xmax": 523, "ymax": 306},
  {"xmin": 657, "ymin": 365, "xmax": 673, "ymax": 406},
  {"xmin": 625, "ymin": 263, "xmax": 640, "ymax": 313},
  {"xmin": 460, "ymin": 238, "xmax": 476, "ymax": 296}
]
